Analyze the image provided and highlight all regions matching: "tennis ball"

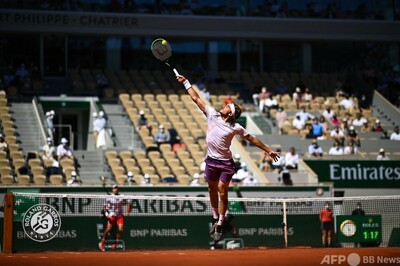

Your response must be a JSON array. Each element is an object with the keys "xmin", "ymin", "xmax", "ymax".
[{"xmin": 162, "ymin": 40, "xmax": 167, "ymax": 46}]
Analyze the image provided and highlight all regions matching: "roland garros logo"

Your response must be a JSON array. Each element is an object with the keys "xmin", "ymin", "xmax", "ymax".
[{"xmin": 22, "ymin": 204, "xmax": 61, "ymax": 242}]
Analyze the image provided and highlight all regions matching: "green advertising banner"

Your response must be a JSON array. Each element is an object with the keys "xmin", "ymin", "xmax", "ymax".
[
  {"xmin": 304, "ymin": 160, "xmax": 400, "ymax": 188},
  {"xmin": 11, "ymin": 215, "xmax": 321, "ymax": 251},
  {"xmin": 2, "ymin": 189, "xmax": 40, "ymax": 223}
]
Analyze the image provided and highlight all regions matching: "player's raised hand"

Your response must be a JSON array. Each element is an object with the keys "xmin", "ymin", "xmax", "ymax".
[
  {"xmin": 269, "ymin": 150, "xmax": 281, "ymax": 162},
  {"xmin": 176, "ymin": 75, "xmax": 186, "ymax": 83}
]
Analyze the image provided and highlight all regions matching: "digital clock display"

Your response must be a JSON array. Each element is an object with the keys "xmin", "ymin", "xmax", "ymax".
[{"xmin": 363, "ymin": 230, "xmax": 379, "ymax": 240}]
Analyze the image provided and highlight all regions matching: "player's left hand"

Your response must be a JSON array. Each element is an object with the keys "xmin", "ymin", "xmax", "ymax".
[
  {"xmin": 176, "ymin": 75, "xmax": 186, "ymax": 83},
  {"xmin": 268, "ymin": 150, "xmax": 280, "ymax": 162}
]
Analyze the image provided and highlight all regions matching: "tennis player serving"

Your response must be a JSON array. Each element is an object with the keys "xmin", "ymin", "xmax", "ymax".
[
  {"xmin": 98, "ymin": 185, "xmax": 131, "ymax": 251},
  {"xmin": 176, "ymin": 75, "xmax": 280, "ymax": 241}
]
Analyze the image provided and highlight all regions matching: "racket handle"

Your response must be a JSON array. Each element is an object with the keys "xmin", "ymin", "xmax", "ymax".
[{"xmin": 173, "ymin": 68, "xmax": 179, "ymax": 76}]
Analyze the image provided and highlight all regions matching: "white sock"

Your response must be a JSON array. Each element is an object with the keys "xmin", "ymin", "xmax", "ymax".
[
  {"xmin": 212, "ymin": 208, "xmax": 219, "ymax": 220},
  {"xmin": 217, "ymin": 214, "xmax": 224, "ymax": 225}
]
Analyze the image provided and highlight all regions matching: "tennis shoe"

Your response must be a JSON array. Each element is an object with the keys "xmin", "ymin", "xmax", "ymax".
[
  {"xmin": 98, "ymin": 241, "xmax": 105, "ymax": 251},
  {"xmin": 213, "ymin": 224, "xmax": 223, "ymax": 242},
  {"xmin": 210, "ymin": 218, "xmax": 218, "ymax": 235},
  {"xmin": 111, "ymin": 243, "xmax": 117, "ymax": 251}
]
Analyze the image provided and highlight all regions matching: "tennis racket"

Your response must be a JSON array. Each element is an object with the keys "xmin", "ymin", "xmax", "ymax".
[{"xmin": 151, "ymin": 38, "xmax": 179, "ymax": 76}]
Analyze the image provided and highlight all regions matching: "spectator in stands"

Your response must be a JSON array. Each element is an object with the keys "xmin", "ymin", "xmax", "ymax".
[
  {"xmin": 172, "ymin": 136, "xmax": 186, "ymax": 153},
  {"xmin": 352, "ymin": 112, "xmax": 367, "ymax": 127},
  {"xmin": 284, "ymin": 147, "xmax": 299, "ymax": 170},
  {"xmin": 322, "ymin": 104, "xmax": 335, "ymax": 121},
  {"xmin": 275, "ymin": 107, "xmax": 289, "ymax": 135},
  {"xmin": 57, "ymin": 137, "xmax": 73, "ymax": 160},
  {"xmin": 278, "ymin": 169, "xmax": 293, "ymax": 185},
  {"xmin": 295, "ymin": 106, "xmax": 314, "ymax": 124},
  {"xmin": 46, "ymin": 155, "xmax": 62, "ymax": 182},
  {"xmin": 0, "ymin": 134, "xmax": 9, "ymax": 155},
  {"xmin": 252, "ymin": 89, "xmax": 260, "ymax": 107},
  {"xmin": 360, "ymin": 121, "xmax": 371, "ymax": 133},
  {"xmin": 306, "ymin": 117, "xmax": 324, "ymax": 139},
  {"xmin": 308, "ymin": 139, "xmax": 323, "ymax": 157},
  {"xmin": 258, "ymin": 151, "xmax": 271, "ymax": 171},
  {"xmin": 330, "ymin": 126, "xmax": 345, "ymax": 146},
  {"xmin": 265, "ymin": 94, "xmax": 279, "ymax": 109},
  {"xmin": 126, "ymin": 171, "xmax": 135, "ymax": 184},
  {"xmin": 343, "ymin": 112, "xmax": 353, "ymax": 127},
  {"xmin": 94, "ymin": 111, "xmax": 107, "ymax": 149},
  {"xmin": 338, "ymin": 94, "xmax": 354, "ymax": 112},
  {"xmin": 319, "ymin": 116, "xmax": 329, "ymax": 132},
  {"xmin": 136, "ymin": 110, "xmax": 152, "ymax": 136},
  {"xmin": 168, "ymin": 127, "xmax": 179, "ymax": 146},
  {"xmin": 92, "ymin": 111, "xmax": 98, "ymax": 147},
  {"xmin": 371, "ymin": 119, "xmax": 384, "ymax": 132},
  {"xmin": 292, "ymin": 115, "xmax": 305, "ymax": 132},
  {"xmin": 41, "ymin": 137, "xmax": 56, "ymax": 161},
  {"xmin": 340, "ymin": 117, "xmax": 350, "ymax": 133},
  {"xmin": 258, "ymin": 86, "xmax": 270, "ymax": 113},
  {"xmin": 140, "ymin": 174, "xmax": 153, "ymax": 186},
  {"xmin": 292, "ymin": 87, "xmax": 302, "ymax": 109},
  {"xmin": 154, "ymin": 125, "xmax": 170, "ymax": 148},
  {"xmin": 376, "ymin": 148, "xmax": 389, "ymax": 160},
  {"xmin": 67, "ymin": 171, "xmax": 82, "ymax": 187},
  {"xmin": 380, "ymin": 130, "xmax": 390, "ymax": 140},
  {"xmin": 328, "ymin": 141, "xmax": 344, "ymax": 155},
  {"xmin": 264, "ymin": 94, "xmax": 279, "ymax": 118},
  {"xmin": 190, "ymin": 173, "xmax": 201, "ymax": 186},
  {"xmin": 302, "ymin": 87, "xmax": 313, "ymax": 105},
  {"xmin": 46, "ymin": 110, "xmax": 55, "ymax": 141},
  {"xmin": 232, "ymin": 162, "xmax": 250, "ymax": 182},
  {"xmin": 344, "ymin": 140, "xmax": 358, "ymax": 155},
  {"xmin": 233, "ymin": 153, "xmax": 242, "ymax": 173},
  {"xmin": 346, "ymin": 126, "xmax": 361, "ymax": 147},
  {"xmin": 330, "ymin": 114, "xmax": 340, "ymax": 128},
  {"xmin": 390, "ymin": 126, "xmax": 400, "ymax": 141},
  {"xmin": 242, "ymin": 172, "xmax": 257, "ymax": 186}
]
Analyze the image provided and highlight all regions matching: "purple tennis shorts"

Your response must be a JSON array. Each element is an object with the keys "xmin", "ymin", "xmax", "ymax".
[{"xmin": 204, "ymin": 156, "xmax": 235, "ymax": 182}]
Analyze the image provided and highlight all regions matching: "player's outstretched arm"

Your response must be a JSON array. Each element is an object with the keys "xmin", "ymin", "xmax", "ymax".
[
  {"xmin": 244, "ymin": 134, "xmax": 280, "ymax": 162},
  {"xmin": 176, "ymin": 75, "xmax": 206, "ymax": 114}
]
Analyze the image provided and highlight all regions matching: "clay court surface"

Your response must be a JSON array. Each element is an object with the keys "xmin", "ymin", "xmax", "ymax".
[{"xmin": 1, "ymin": 248, "xmax": 399, "ymax": 266}]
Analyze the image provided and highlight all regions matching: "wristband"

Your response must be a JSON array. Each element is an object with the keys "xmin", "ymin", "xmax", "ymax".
[{"xmin": 183, "ymin": 80, "xmax": 192, "ymax": 90}]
